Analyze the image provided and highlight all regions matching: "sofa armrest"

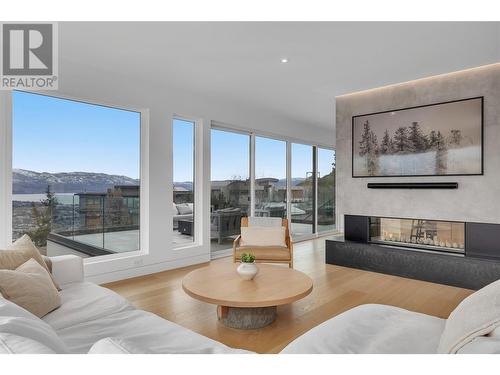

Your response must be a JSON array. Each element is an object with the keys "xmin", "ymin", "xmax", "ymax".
[{"xmin": 50, "ymin": 255, "xmax": 84, "ymax": 286}]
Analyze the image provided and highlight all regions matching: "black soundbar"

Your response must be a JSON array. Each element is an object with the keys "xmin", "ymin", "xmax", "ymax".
[{"xmin": 367, "ymin": 182, "xmax": 458, "ymax": 189}]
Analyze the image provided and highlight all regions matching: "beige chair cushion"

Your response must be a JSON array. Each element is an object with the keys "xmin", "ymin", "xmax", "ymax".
[
  {"xmin": 0, "ymin": 258, "xmax": 61, "ymax": 318},
  {"xmin": 235, "ymin": 246, "xmax": 290, "ymax": 261},
  {"xmin": 240, "ymin": 226, "xmax": 286, "ymax": 247},
  {"xmin": 0, "ymin": 235, "xmax": 60, "ymax": 290}
]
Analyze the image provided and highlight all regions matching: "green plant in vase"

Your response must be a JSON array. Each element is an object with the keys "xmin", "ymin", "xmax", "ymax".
[
  {"xmin": 237, "ymin": 252, "xmax": 258, "ymax": 280},
  {"xmin": 240, "ymin": 253, "xmax": 256, "ymax": 263}
]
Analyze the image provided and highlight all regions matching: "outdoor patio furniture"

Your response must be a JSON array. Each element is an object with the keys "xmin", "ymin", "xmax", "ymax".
[{"xmin": 210, "ymin": 208, "xmax": 242, "ymax": 244}]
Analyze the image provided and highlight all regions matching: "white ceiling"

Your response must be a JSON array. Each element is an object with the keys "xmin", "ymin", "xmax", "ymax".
[{"xmin": 59, "ymin": 22, "xmax": 500, "ymax": 131}]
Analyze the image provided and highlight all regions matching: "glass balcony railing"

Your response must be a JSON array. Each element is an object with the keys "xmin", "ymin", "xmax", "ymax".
[{"xmin": 49, "ymin": 193, "xmax": 140, "ymax": 256}]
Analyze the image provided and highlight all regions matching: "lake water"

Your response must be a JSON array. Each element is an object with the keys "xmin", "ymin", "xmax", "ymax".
[{"xmin": 13, "ymin": 193, "xmax": 76, "ymax": 205}]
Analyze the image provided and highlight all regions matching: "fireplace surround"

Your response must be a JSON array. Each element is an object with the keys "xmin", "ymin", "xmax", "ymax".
[
  {"xmin": 344, "ymin": 214, "xmax": 500, "ymax": 259},
  {"xmin": 325, "ymin": 214, "xmax": 500, "ymax": 289}
]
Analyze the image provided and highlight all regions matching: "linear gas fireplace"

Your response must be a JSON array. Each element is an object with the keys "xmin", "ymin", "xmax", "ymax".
[
  {"xmin": 326, "ymin": 214, "xmax": 500, "ymax": 290},
  {"xmin": 370, "ymin": 217, "xmax": 464, "ymax": 254},
  {"xmin": 343, "ymin": 214, "xmax": 500, "ymax": 259}
]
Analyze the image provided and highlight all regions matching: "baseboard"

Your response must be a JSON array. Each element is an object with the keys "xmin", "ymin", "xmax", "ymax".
[{"xmin": 85, "ymin": 253, "xmax": 210, "ymax": 284}]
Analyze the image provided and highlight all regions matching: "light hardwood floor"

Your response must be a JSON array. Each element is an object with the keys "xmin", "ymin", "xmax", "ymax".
[{"xmin": 104, "ymin": 236, "xmax": 474, "ymax": 353}]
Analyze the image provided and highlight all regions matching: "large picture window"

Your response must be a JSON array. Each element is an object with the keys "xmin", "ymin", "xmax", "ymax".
[
  {"xmin": 173, "ymin": 118, "xmax": 195, "ymax": 245},
  {"xmin": 12, "ymin": 91, "xmax": 141, "ymax": 257}
]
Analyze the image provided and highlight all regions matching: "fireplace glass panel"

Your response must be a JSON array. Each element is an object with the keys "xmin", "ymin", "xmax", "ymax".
[{"xmin": 370, "ymin": 217, "xmax": 465, "ymax": 254}]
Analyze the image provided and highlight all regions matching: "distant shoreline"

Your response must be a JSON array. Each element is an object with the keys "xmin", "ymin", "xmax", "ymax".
[{"xmin": 12, "ymin": 193, "xmax": 76, "ymax": 204}]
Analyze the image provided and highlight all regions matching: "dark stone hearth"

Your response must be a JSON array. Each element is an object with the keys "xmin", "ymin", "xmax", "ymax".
[{"xmin": 326, "ymin": 239, "xmax": 500, "ymax": 290}]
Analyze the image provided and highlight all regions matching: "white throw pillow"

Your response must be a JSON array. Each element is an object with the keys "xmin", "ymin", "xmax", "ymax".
[
  {"xmin": 0, "ymin": 298, "xmax": 67, "ymax": 353},
  {"xmin": 438, "ymin": 278, "xmax": 500, "ymax": 353},
  {"xmin": 0, "ymin": 333, "xmax": 55, "ymax": 354},
  {"xmin": 240, "ymin": 226, "xmax": 286, "ymax": 247},
  {"xmin": 172, "ymin": 203, "xmax": 179, "ymax": 215},
  {"xmin": 88, "ymin": 337, "xmax": 151, "ymax": 354}
]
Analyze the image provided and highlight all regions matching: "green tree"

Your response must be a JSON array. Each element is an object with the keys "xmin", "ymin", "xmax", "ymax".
[{"xmin": 27, "ymin": 185, "xmax": 58, "ymax": 247}]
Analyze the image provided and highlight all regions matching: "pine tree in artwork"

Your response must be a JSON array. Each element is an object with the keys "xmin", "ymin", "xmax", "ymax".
[
  {"xmin": 428, "ymin": 130, "xmax": 439, "ymax": 149},
  {"xmin": 358, "ymin": 121, "xmax": 377, "ymax": 156},
  {"xmin": 435, "ymin": 131, "xmax": 448, "ymax": 174},
  {"xmin": 449, "ymin": 129, "xmax": 462, "ymax": 147},
  {"xmin": 358, "ymin": 120, "xmax": 379, "ymax": 175},
  {"xmin": 408, "ymin": 121, "xmax": 428, "ymax": 152},
  {"xmin": 393, "ymin": 126, "xmax": 412, "ymax": 153},
  {"xmin": 379, "ymin": 129, "xmax": 393, "ymax": 155}
]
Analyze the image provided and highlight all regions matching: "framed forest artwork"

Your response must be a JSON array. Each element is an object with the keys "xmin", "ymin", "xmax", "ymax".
[{"xmin": 352, "ymin": 97, "xmax": 483, "ymax": 177}]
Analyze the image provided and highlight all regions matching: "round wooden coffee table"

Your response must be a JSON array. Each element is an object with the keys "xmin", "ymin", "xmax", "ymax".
[{"xmin": 182, "ymin": 263, "xmax": 313, "ymax": 329}]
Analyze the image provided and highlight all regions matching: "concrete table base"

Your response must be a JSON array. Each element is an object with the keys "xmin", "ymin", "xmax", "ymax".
[{"xmin": 217, "ymin": 305, "xmax": 277, "ymax": 329}]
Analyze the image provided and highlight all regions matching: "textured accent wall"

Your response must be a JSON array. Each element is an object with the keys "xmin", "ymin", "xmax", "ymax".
[{"xmin": 335, "ymin": 64, "xmax": 500, "ymax": 230}]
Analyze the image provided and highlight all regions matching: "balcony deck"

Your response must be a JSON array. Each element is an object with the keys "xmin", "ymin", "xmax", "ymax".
[{"xmin": 52, "ymin": 222, "xmax": 335, "ymax": 258}]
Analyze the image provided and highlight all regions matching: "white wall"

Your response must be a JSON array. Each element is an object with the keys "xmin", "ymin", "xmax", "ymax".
[
  {"xmin": 336, "ymin": 63, "xmax": 500, "ymax": 230},
  {"xmin": 0, "ymin": 58, "xmax": 333, "ymax": 284}
]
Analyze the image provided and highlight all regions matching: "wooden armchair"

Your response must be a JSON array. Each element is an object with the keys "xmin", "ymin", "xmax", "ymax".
[{"xmin": 233, "ymin": 217, "xmax": 294, "ymax": 268}]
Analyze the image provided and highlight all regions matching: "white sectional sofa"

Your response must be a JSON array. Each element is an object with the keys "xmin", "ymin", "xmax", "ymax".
[
  {"xmin": 3, "ymin": 254, "xmax": 500, "ymax": 354},
  {"xmin": 283, "ymin": 280, "xmax": 500, "ymax": 354},
  {"xmin": 282, "ymin": 304, "xmax": 446, "ymax": 354},
  {"xmin": 1, "ymin": 255, "xmax": 248, "ymax": 354}
]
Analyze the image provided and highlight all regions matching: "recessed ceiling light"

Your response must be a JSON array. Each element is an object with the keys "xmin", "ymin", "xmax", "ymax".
[{"xmin": 281, "ymin": 58, "xmax": 288, "ymax": 63}]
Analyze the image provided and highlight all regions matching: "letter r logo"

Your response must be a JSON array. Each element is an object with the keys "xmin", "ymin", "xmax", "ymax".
[{"xmin": 2, "ymin": 24, "xmax": 53, "ymax": 75}]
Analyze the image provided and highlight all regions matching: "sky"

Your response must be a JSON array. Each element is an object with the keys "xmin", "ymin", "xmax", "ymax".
[
  {"xmin": 173, "ymin": 118, "xmax": 195, "ymax": 182},
  {"xmin": 13, "ymin": 91, "xmax": 141, "ymax": 179},
  {"xmin": 13, "ymin": 91, "xmax": 334, "ymax": 184},
  {"xmin": 205, "ymin": 129, "xmax": 335, "ymax": 183}
]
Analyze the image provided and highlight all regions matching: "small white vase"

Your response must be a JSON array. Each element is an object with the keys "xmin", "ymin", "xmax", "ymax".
[{"xmin": 237, "ymin": 262, "xmax": 259, "ymax": 280}]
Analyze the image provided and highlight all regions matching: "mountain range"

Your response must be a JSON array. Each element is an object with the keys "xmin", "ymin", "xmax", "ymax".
[
  {"xmin": 13, "ymin": 169, "xmax": 310, "ymax": 195},
  {"xmin": 13, "ymin": 169, "xmax": 139, "ymax": 194}
]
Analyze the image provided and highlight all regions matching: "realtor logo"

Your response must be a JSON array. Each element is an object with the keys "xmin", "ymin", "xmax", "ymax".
[{"xmin": 1, "ymin": 22, "xmax": 58, "ymax": 90}]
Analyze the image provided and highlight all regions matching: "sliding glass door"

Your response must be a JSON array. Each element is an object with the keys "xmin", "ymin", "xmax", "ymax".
[
  {"xmin": 317, "ymin": 148, "xmax": 336, "ymax": 232},
  {"xmin": 291, "ymin": 143, "xmax": 314, "ymax": 237},
  {"xmin": 210, "ymin": 129, "xmax": 250, "ymax": 252},
  {"xmin": 209, "ymin": 125, "xmax": 336, "ymax": 253},
  {"xmin": 255, "ymin": 136, "xmax": 287, "ymax": 219}
]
